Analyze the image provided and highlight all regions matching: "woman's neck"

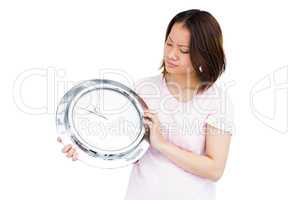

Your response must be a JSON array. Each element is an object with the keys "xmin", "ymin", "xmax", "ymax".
[{"xmin": 165, "ymin": 73, "xmax": 201, "ymax": 91}]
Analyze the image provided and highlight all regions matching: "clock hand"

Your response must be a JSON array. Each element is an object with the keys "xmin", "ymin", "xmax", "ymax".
[
  {"xmin": 79, "ymin": 107, "xmax": 109, "ymax": 120},
  {"xmin": 91, "ymin": 106, "xmax": 110, "ymax": 120}
]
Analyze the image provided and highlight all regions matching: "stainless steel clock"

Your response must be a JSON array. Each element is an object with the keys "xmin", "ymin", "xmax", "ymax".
[{"xmin": 56, "ymin": 79, "xmax": 150, "ymax": 169}]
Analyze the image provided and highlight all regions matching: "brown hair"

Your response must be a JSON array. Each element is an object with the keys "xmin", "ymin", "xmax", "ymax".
[{"xmin": 160, "ymin": 9, "xmax": 226, "ymax": 92}]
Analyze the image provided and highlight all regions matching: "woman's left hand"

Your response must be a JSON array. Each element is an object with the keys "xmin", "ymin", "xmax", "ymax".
[{"xmin": 143, "ymin": 109, "xmax": 167, "ymax": 151}]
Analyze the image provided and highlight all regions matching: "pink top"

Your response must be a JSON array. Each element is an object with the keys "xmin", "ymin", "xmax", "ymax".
[{"xmin": 124, "ymin": 74, "xmax": 234, "ymax": 200}]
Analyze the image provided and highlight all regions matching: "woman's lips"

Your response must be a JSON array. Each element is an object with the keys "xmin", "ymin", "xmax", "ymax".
[{"xmin": 165, "ymin": 60, "xmax": 178, "ymax": 67}]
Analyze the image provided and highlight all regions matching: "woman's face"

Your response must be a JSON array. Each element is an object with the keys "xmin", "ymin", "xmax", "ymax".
[{"xmin": 163, "ymin": 22, "xmax": 196, "ymax": 76}]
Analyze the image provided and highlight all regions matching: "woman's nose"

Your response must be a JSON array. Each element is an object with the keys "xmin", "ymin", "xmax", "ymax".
[{"xmin": 167, "ymin": 47, "xmax": 179, "ymax": 61}]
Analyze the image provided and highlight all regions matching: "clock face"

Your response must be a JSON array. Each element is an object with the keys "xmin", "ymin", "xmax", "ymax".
[{"xmin": 71, "ymin": 88, "xmax": 142, "ymax": 152}]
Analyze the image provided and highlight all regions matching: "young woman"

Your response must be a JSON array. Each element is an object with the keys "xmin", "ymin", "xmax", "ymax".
[{"xmin": 59, "ymin": 9, "xmax": 234, "ymax": 200}]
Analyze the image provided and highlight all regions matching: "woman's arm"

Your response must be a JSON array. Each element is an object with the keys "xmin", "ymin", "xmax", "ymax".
[
  {"xmin": 143, "ymin": 110, "xmax": 232, "ymax": 182},
  {"xmin": 157, "ymin": 124, "xmax": 232, "ymax": 182}
]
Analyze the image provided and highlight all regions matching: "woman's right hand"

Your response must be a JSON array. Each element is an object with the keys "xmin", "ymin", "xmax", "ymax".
[{"xmin": 57, "ymin": 136, "xmax": 78, "ymax": 161}]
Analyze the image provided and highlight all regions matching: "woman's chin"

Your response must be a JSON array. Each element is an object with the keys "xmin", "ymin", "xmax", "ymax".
[{"xmin": 166, "ymin": 65, "xmax": 179, "ymax": 73}]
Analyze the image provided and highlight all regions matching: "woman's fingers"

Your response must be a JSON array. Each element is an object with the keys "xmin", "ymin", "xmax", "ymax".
[
  {"xmin": 57, "ymin": 136, "xmax": 78, "ymax": 161},
  {"xmin": 144, "ymin": 114, "xmax": 153, "ymax": 122},
  {"xmin": 72, "ymin": 152, "xmax": 78, "ymax": 161},
  {"xmin": 144, "ymin": 116, "xmax": 153, "ymax": 125},
  {"xmin": 67, "ymin": 147, "xmax": 76, "ymax": 158},
  {"xmin": 144, "ymin": 110, "xmax": 158, "ymax": 123},
  {"xmin": 57, "ymin": 136, "xmax": 62, "ymax": 143},
  {"xmin": 62, "ymin": 144, "xmax": 72, "ymax": 153},
  {"xmin": 144, "ymin": 111, "xmax": 155, "ymax": 116},
  {"xmin": 144, "ymin": 109, "xmax": 156, "ymax": 113}
]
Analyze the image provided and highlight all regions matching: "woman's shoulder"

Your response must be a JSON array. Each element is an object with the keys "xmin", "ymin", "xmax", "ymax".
[
  {"xmin": 195, "ymin": 82, "xmax": 234, "ymax": 111},
  {"xmin": 199, "ymin": 82, "xmax": 230, "ymax": 99}
]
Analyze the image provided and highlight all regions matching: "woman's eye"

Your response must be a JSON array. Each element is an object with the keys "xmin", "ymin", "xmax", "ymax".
[
  {"xmin": 180, "ymin": 50, "xmax": 189, "ymax": 54},
  {"xmin": 166, "ymin": 43, "xmax": 172, "ymax": 46}
]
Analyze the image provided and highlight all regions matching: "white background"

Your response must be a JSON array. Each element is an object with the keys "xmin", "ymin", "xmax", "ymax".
[{"xmin": 0, "ymin": 0, "xmax": 298, "ymax": 199}]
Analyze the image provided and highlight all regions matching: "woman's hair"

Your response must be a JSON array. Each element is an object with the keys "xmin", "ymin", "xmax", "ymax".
[{"xmin": 160, "ymin": 9, "xmax": 226, "ymax": 92}]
